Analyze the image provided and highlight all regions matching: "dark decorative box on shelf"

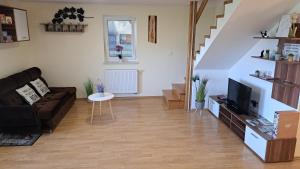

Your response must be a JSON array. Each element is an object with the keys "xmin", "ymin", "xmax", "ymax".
[{"xmin": 41, "ymin": 23, "xmax": 87, "ymax": 33}]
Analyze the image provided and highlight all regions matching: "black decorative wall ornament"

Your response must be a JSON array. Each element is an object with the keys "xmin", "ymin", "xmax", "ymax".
[{"xmin": 52, "ymin": 7, "xmax": 90, "ymax": 24}]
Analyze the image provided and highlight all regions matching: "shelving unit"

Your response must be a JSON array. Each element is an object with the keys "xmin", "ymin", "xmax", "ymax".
[
  {"xmin": 251, "ymin": 36, "xmax": 300, "ymax": 108},
  {"xmin": 0, "ymin": 5, "xmax": 29, "ymax": 42},
  {"xmin": 0, "ymin": 6, "xmax": 17, "ymax": 42}
]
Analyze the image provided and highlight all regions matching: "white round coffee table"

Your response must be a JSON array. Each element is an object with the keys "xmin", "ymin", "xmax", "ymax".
[{"xmin": 88, "ymin": 92, "xmax": 115, "ymax": 124}]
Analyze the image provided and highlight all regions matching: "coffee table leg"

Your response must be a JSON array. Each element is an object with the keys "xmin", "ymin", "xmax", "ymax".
[
  {"xmin": 109, "ymin": 100, "xmax": 115, "ymax": 120},
  {"xmin": 99, "ymin": 101, "xmax": 102, "ymax": 119},
  {"xmin": 90, "ymin": 101, "xmax": 95, "ymax": 124}
]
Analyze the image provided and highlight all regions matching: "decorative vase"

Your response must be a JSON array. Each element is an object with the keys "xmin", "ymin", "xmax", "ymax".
[
  {"xmin": 195, "ymin": 101, "xmax": 205, "ymax": 110},
  {"xmin": 288, "ymin": 54, "xmax": 294, "ymax": 62}
]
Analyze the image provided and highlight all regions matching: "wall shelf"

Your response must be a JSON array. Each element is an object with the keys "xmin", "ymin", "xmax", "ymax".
[
  {"xmin": 41, "ymin": 23, "xmax": 88, "ymax": 33},
  {"xmin": 253, "ymin": 37, "xmax": 300, "ymax": 41},
  {"xmin": 249, "ymin": 74, "xmax": 274, "ymax": 82},
  {"xmin": 251, "ymin": 56, "xmax": 275, "ymax": 62},
  {"xmin": 250, "ymin": 74, "xmax": 300, "ymax": 88}
]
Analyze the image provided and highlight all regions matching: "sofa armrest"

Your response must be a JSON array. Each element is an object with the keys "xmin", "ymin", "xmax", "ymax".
[
  {"xmin": 49, "ymin": 87, "xmax": 76, "ymax": 95},
  {"xmin": 0, "ymin": 105, "xmax": 40, "ymax": 127}
]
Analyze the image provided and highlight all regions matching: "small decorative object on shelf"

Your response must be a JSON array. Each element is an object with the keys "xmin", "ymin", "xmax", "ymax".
[
  {"xmin": 255, "ymin": 70, "xmax": 260, "ymax": 77},
  {"xmin": 288, "ymin": 53, "xmax": 294, "ymax": 62},
  {"xmin": 289, "ymin": 13, "xmax": 298, "ymax": 38},
  {"xmin": 264, "ymin": 49, "xmax": 270, "ymax": 59},
  {"xmin": 260, "ymin": 50, "xmax": 264, "ymax": 58},
  {"xmin": 260, "ymin": 30, "xmax": 269, "ymax": 38}
]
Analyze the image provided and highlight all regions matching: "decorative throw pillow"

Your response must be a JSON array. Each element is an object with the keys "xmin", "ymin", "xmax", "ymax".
[
  {"xmin": 30, "ymin": 78, "xmax": 50, "ymax": 96},
  {"xmin": 16, "ymin": 85, "xmax": 40, "ymax": 105}
]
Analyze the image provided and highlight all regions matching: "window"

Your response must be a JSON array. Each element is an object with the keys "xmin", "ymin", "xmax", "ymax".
[{"xmin": 104, "ymin": 16, "xmax": 137, "ymax": 62}]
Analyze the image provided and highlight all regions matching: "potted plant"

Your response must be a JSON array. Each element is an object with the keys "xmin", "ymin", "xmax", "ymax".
[
  {"xmin": 84, "ymin": 78, "xmax": 94, "ymax": 99},
  {"xmin": 195, "ymin": 78, "xmax": 208, "ymax": 110}
]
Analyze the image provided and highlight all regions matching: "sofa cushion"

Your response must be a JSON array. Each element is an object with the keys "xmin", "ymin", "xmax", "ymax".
[
  {"xmin": 40, "ymin": 92, "xmax": 67, "ymax": 102},
  {"xmin": 16, "ymin": 85, "xmax": 41, "ymax": 105},
  {"xmin": 30, "ymin": 78, "xmax": 50, "ymax": 96},
  {"xmin": 35, "ymin": 100, "xmax": 60, "ymax": 119},
  {"xmin": 22, "ymin": 67, "xmax": 42, "ymax": 81},
  {"xmin": 50, "ymin": 87, "xmax": 76, "ymax": 95},
  {"xmin": 0, "ymin": 91, "xmax": 24, "ymax": 105},
  {"xmin": 0, "ymin": 77, "xmax": 18, "ymax": 96},
  {"xmin": 9, "ymin": 72, "xmax": 31, "ymax": 88}
]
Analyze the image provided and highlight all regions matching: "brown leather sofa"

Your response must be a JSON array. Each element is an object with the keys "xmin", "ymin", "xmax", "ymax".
[{"xmin": 0, "ymin": 67, "xmax": 76, "ymax": 133}]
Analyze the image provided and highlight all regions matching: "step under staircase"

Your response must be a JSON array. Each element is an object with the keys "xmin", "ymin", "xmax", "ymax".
[{"xmin": 163, "ymin": 83, "xmax": 185, "ymax": 110}]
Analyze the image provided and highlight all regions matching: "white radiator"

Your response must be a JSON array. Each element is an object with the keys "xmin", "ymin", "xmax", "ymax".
[{"xmin": 104, "ymin": 69, "xmax": 138, "ymax": 94}]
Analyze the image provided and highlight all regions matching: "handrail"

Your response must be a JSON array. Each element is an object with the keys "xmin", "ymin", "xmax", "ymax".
[{"xmin": 196, "ymin": 0, "xmax": 209, "ymax": 23}]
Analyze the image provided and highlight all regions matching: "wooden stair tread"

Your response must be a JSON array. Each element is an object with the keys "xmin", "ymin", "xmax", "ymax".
[
  {"xmin": 163, "ymin": 90, "xmax": 180, "ymax": 101},
  {"xmin": 210, "ymin": 26, "xmax": 217, "ymax": 29},
  {"xmin": 224, "ymin": 0, "xmax": 233, "ymax": 5},
  {"xmin": 216, "ymin": 14, "xmax": 224, "ymax": 18},
  {"xmin": 172, "ymin": 83, "xmax": 185, "ymax": 95},
  {"xmin": 204, "ymin": 35, "xmax": 210, "ymax": 39}
]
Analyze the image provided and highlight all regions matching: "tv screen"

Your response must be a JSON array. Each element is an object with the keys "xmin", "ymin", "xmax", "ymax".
[{"xmin": 227, "ymin": 78, "xmax": 252, "ymax": 115}]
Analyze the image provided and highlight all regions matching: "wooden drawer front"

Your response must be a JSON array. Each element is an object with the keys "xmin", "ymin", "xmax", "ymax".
[
  {"xmin": 219, "ymin": 113, "xmax": 230, "ymax": 128},
  {"xmin": 208, "ymin": 98, "xmax": 219, "ymax": 118},
  {"xmin": 231, "ymin": 114, "xmax": 246, "ymax": 131},
  {"xmin": 245, "ymin": 126, "xmax": 267, "ymax": 161},
  {"xmin": 220, "ymin": 106, "xmax": 231, "ymax": 119},
  {"xmin": 231, "ymin": 124, "xmax": 245, "ymax": 140}
]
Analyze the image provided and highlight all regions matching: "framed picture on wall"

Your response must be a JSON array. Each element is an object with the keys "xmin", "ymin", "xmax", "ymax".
[{"xmin": 148, "ymin": 15, "xmax": 157, "ymax": 43}]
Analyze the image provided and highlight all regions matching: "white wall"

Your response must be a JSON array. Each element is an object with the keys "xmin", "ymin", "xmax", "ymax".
[
  {"xmin": 4, "ymin": 1, "xmax": 188, "ymax": 98},
  {"xmin": 0, "ymin": 0, "xmax": 32, "ymax": 78}
]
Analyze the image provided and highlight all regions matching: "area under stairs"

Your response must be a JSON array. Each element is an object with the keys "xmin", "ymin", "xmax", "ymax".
[
  {"xmin": 163, "ymin": 84, "xmax": 185, "ymax": 110},
  {"xmin": 194, "ymin": 0, "xmax": 299, "ymax": 70}
]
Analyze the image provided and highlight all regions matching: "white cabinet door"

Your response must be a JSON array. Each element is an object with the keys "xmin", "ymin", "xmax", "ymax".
[
  {"xmin": 244, "ymin": 126, "xmax": 267, "ymax": 161},
  {"xmin": 13, "ymin": 9, "xmax": 29, "ymax": 41},
  {"xmin": 208, "ymin": 97, "xmax": 220, "ymax": 118}
]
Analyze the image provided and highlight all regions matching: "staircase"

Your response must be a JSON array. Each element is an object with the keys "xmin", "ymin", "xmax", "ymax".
[
  {"xmin": 163, "ymin": 83, "xmax": 185, "ymax": 110},
  {"xmin": 194, "ymin": 0, "xmax": 299, "ymax": 70},
  {"xmin": 195, "ymin": 0, "xmax": 237, "ymax": 64}
]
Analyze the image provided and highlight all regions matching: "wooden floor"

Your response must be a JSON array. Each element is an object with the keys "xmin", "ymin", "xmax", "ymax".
[{"xmin": 1, "ymin": 97, "xmax": 300, "ymax": 169}]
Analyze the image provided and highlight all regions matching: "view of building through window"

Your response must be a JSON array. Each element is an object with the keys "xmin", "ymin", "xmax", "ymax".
[{"xmin": 105, "ymin": 17, "xmax": 136, "ymax": 61}]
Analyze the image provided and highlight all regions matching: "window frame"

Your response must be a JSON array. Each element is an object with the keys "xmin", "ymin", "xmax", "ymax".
[{"xmin": 103, "ymin": 16, "xmax": 137, "ymax": 63}]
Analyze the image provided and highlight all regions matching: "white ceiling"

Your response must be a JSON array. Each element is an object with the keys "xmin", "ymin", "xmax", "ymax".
[{"xmin": 19, "ymin": 0, "xmax": 191, "ymax": 5}]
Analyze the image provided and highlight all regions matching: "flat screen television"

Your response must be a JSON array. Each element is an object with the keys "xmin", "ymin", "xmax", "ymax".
[{"xmin": 227, "ymin": 78, "xmax": 252, "ymax": 115}]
